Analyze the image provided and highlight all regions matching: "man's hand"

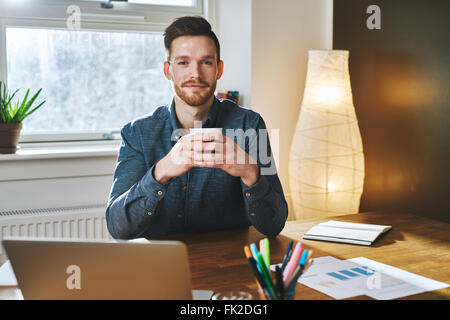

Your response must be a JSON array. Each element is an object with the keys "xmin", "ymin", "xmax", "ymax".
[
  {"xmin": 191, "ymin": 133, "xmax": 260, "ymax": 187},
  {"xmin": 154, "ymin": 132, "xmax": 260, "ymax": 187},
  {"xmin": 153, "ymin": 133, "xmax": 198, "ymax": 184}
]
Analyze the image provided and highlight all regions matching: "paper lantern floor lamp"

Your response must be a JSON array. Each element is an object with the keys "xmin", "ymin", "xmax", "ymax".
[{"xmin": 289, "ymin": 50, "xmax": 365, "ymax": 220}]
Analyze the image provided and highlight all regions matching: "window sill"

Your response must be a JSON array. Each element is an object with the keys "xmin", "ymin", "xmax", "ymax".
[
  {"xmin": 0, "ymin": 141, "xmax": 120, "ymax": 182},
  {"xmin": 0, "ymin": 140, "xmax": 120, "ymax": 162}
]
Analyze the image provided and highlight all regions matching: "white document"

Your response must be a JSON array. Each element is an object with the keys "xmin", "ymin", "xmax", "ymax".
[
  {"xmin": 296, "ymin": 256, "xmax": 449, "ymax": 300},
  {"xmin": 303, "ymin": 221, "xmax": 392, "ymax": 246},
  {"xmin": 0, "ymin": 260, "xmax": 18, "ymax": 286},
  {"xmin": 298, "ymin": 256, "xmax": 370, "ymax": 299},
  {"xmin": 348, "ymin": 257, "xmax": 449, "ymax": 300}
]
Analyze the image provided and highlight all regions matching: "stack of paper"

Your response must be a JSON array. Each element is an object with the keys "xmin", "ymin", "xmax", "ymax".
[{"xmin": 303, "ymin": 220, "xmax": 392, "ymax": 246}]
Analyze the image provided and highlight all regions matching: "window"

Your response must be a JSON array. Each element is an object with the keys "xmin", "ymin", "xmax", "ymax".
[
  {"xmin": 0, "ymin": 0, "xmax": 207, "ymax": 142},
  {"xmin": 87, "ymin": 0, "xmax": 195, "ymax": 7},
  {"xmin": 7, "ymin": 27, "xmax": 172, "ymax": 135},
  {"xmin": 125, "ymin": 0, "xmax": 194, "ymax": 6}
]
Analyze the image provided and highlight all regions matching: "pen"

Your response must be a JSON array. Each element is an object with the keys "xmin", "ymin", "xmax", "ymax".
[
  {"xmin": 263, "ymin": 238, "xmax": 270, "ymax": 270},
  {"xmin": 283, "ymin": 242, "xmax": 303, "ymax": 285},
  {"xmin": 250, "ymin": 243, "xmax": 259, "ymax": 260},
  {"xmin": 286, "ymin": 259, "xmax": 314, "ymax": 300},
  {"xmin": 280, "ymin": 240, "xmax": 293, "ymax": 273},
  {"xmin": 285, "ymin": 250, "xmax": 314, "ymax": 299},
  {"xmin": 255, "ymin": 252, "xmax": 279, "ymax": 300},
  {"xmin": 244, "ymin": 246, "xmax": 270, "ymax": 300},
  {"xmin": 285, "ymin": 250, "xmax": 309, "ymax": 290},
  {"xmin": 249, "ymin": 243, "xmax": 264, "ymax": 277},
  {"xmin": 299, "ymin": 249, "xmax": 309, "ymax": 266},
  {"xmin": 259, "ymin": 239, "xmax": 264, "ymax": 257},
  {"xmin": 275, "ymin": 265, "xmax": 285, "ymax": 300}
]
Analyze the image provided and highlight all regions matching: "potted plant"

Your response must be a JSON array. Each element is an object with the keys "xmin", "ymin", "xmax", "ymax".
[{"xmin": 0, "ymin": 81, "xmax": 46, "ymax": 154}]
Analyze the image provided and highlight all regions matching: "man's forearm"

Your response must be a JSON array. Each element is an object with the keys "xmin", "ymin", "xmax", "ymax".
[{"xmin": 106, "ymin": 165, "xmax": 168, "ymax": 239}]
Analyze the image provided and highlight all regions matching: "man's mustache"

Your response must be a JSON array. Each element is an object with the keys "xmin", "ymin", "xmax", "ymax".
[{"xmin": 182, "ymin": 80, "xmax": 210, "ymax": 87}]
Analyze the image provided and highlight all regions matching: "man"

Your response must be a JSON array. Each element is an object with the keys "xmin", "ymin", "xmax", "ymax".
[{"xmin": 106, "ymin": 16, "xmax": 288, "ymax": 239}]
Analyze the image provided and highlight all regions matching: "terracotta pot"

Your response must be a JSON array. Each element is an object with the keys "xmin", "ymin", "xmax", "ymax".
[{"xmin": 0, "ymin": 122, "xmax": 22, "ymax": 154}]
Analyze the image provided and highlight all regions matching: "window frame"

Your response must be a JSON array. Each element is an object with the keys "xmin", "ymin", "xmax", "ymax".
[{"xmin": 0, "ymin": 0, "xmax": 209, "ymax": 143}]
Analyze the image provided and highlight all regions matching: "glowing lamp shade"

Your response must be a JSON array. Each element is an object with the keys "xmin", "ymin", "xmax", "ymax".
[{"xmin": 289, "ymin": 50, "xmax": 365, "ymax": 219}]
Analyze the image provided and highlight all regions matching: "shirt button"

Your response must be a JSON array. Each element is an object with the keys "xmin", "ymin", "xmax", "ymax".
[
  {"xmin": 250, "ymin": 212, "xmax": 256, "ymax": 217},
  {"xmin": 146, "ymin": 211, "xmax": 153, "ymax": 216},
  {"xmin": 157, "ymin": 190, "xmax": 163, "ymax": 196},
  {"xmin": 177, "ymin": 214, "xmax": 183, "ymax": 219},
  {"xmin": 245, "ymin": 192, "xmax": 251, "ymax": 197}
]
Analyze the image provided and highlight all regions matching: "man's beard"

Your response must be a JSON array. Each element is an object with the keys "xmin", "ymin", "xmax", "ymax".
[{"xmin": 174, "ymin": 79, "xmax": 217, "ymax": 106}]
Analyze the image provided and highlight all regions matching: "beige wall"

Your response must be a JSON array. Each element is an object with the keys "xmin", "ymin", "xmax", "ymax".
[{"xmin": 251, "ymin": 0, "xmax": 333, "ymax": 220}]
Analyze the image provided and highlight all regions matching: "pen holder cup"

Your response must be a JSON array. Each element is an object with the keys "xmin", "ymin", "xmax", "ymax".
[
  {"xmin": 212, "ymin": 291, "xmax": 253, "ymax": 300},
  {"xmin": 254, "ymin": 286, "xmax": 295, "ymax": 300},
  {"xmin": 256, "ymin": 279, "xmax": 298, "ymax": 300}
]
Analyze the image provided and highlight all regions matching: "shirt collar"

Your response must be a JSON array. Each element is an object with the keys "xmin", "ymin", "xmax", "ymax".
[
  {"xmin": 202, "ymin": 97, "xmax": 220, "ymax": 128},
  {"xmin": 168, "ymin": 96, "xmax": 220, "ymax": 132},
  {"xmin": 168, "ymin": 98, "xmax": 182, "ymax": 131}
]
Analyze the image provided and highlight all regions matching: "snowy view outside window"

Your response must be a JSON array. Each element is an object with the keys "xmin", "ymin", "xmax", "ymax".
[
  {"xmin": 125, "ymin": 0, "xmax": 193, "ymax": 5},
  {"xmin": 6, "ymin": 27, "xmax": 173, "ymax": 134}
]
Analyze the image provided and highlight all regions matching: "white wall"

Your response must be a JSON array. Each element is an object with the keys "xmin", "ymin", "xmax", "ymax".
[
  {"xmin": 0, "ymin": 146, "xmax": 117, "ymax": 212},
  {"xmin": 214, "ymin": 0, "xmax": 252, "ymax": 108},
  {"xmin": 251, "ymin": 0, "xmax": 333, "ymax": 220}
]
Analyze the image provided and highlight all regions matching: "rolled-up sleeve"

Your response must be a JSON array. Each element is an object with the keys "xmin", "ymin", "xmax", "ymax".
[{"xmin": 105, "ymin": 123, "xmax": 168, "ymax": 239}]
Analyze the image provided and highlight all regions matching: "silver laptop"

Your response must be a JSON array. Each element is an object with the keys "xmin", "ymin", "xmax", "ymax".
[{"xmin": 2, "ymin": 237, "xmax": 213, "ymax": 300}]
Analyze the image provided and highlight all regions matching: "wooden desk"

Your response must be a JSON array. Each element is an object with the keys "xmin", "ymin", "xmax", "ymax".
[
  {"xmin": 1, "ymin": 211, "xmax": 449, "ymax": 300},
  {"xmin": 156, "ymin": 211, "xmax": 450, "ymax": 300}
]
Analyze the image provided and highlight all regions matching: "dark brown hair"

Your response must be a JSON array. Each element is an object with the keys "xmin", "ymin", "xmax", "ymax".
[{"xmin": 164, "ymin": 16, "xmax": 220, "ymax": 62}]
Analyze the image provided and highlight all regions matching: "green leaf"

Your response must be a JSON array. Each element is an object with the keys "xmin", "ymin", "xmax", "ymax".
[
  {"xmin": 12, "ymin": 88, "xmax": 30, "ymax": 121},
  {"xmin": 7, "ymin": 101, "xmax": 18, "ymax": 122},
  {"xmin": 5, "ymin": 88, "xmax": 20, "ymax": 106},
  {"xmin": 22, "ymin": 89, "xmax": 41, "ymax": 114},
  {"xmin": 19, "ymin": 100, "xmax": 46, "ymax": 122},
  {"xmin": 0, "ymin": 109, "xmax": 6, "ymax": 122},
  {"xmin": 0, "ymin": 81, "xmax": 44, "ymax": 123}
]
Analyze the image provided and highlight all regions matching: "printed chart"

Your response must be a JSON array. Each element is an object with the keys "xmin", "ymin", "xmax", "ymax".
[{"xmin": 288, "ymin": 256, "xmax": 448, "ymax": 299}]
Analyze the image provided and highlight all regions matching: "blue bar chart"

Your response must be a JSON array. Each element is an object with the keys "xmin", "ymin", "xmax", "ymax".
[{"xmin": 327, "ymin": 266, "xmax": 376, "ymax": 280}]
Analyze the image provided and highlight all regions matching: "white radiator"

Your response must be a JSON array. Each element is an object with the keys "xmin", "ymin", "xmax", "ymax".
[{"xmin": 0, "ymin": 204, "xmax": 112, "ymax": 263}]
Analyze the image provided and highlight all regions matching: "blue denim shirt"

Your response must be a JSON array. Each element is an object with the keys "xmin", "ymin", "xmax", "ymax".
[{"xmin": 106, "ymin": 97, "xmax": 288, "ymax": 239}]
